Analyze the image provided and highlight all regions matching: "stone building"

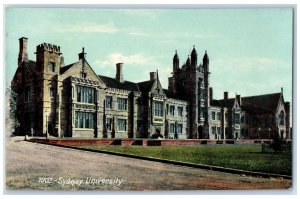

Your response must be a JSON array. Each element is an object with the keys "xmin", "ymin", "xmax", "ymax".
[
  {"xmin": 11, "ymin": 37, "xmax": 290, "ymax": 140},
  {"xmin": 168, "ymin": 47, "xmax": 291, "ymax": 140}
]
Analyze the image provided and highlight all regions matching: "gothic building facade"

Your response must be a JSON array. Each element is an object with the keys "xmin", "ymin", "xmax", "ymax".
[{"xmin": 11, "ymin": 37, "xmax": 290, "ymax": 140}]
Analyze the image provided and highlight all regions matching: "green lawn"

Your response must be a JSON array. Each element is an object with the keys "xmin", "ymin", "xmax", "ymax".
[{"xmin": 76, "ymin": 144, "xmax": 292, "ymax": 176}]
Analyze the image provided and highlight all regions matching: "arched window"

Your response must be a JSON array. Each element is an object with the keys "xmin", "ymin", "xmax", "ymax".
[{"xmin": 279, "ymin": 111, "xmax": 285, "ymax": 126}]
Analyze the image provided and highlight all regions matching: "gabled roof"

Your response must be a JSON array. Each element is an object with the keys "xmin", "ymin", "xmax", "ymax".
[
  {"xmin": 241, "ymin": 93, "xmax": 281, "ymax": 114},
  {"xmin": 99, "ymin": 75, "xmax": 139, "ymax": 92},
  {"xmin": 60, "ymin": 62, "xmax": 76, "ymax": 74},
  {"xmin": 137, "ymin": 80, "xmax": 155, "ymax": 92},
  {"xmin": 211, "ymin": 92, "xmax": 282, "ymax": 114}
]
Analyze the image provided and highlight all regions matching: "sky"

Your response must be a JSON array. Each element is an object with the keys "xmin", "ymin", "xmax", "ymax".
[{"xmin": 5, "ymin": 8, "xmax": 293, "ymax": 103}]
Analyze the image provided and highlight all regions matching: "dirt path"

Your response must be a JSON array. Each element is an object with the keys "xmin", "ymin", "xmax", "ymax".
[{"xmin": 5, "ymin": 137, "xmax": 291, "ymax": 191}]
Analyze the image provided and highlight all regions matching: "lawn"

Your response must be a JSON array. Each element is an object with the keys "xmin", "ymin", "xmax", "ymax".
[{"xmin": 76, "ymin": 144, "xmax": 292, "ymax": 176}]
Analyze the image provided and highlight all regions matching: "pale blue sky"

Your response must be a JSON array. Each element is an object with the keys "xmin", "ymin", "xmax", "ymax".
[{"xmin": 5, "ymin": 8, "xmax": 293, "ymax": 103}]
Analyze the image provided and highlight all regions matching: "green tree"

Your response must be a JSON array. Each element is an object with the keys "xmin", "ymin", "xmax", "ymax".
[{"xmin": 9, "ymin": 88, "xmax": 20, "ymax": 132}]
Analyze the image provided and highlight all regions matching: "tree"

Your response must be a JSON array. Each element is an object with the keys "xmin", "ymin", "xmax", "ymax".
[{"xmin": 9, "ymin": 88, "xmax": 20, "ymax": 133}]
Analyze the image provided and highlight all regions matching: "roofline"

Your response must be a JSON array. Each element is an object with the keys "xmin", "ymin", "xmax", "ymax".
[{"xmin": 241, "ymin": 92, "xmax": 281, "ymax": 99}]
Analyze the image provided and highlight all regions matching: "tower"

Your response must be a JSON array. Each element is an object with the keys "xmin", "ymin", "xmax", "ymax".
[
  {"xmin": 168, "ymin": 45, "xmax": 211, "ymax": 139},
  {"xmin": 35, "ymin": 42, "xmax": 62, "ymax": 136}
]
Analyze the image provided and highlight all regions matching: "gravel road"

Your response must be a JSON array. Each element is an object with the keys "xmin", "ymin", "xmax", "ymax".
[{"xmin": 5, "ymin": 137, "xmax": 292, "ymax": 191}]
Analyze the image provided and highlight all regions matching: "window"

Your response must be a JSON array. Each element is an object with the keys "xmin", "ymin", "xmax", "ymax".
[
  {"xmin": 75, "ymin": 112, "xmax": 94, "ymax": 129},
  {"xmin": 212, "ymin": 111, "xmax": 216, "ymax": 120},
  {"xmin": 76, "ymin": 86, "xmax": 95, "ymax": 103},
  {"xmin": 105, "ymin": 96, "xmax": 112, "ymax": 109},
  {"xmin": 170, "ymin": 105, "xmax": 175, "ymax": 116},
  {"xmin": 235, "ymin": 113, "xmax": 240, "ymax": 124},
  {"xmin": 217, "ymin": 112, "xmax": 221, "ymax": 120},
  {"xmin": 241, "ymin": 115, "xmax": 245, "ymax": 124},
  {"xmin": 118, "ymin": 98, "xmax": 127, "ymax": 110},
  {"xmin": 177, "ymin": 124, "xmax": 183, "ymax": 134},
  {"xmin": 25, "ymin": 86, "xmax": 30, "ymax": 102},
  {"xmin": 169, "ymin": 123, "xmax": 175, "ymax": 134},
  {"xmin": 154, "ymin": 101, "xmax": 163, "ymax": 117},
  {"xmin": 279, "ymin": 111, "xmax": 285, "ymax": 126},
  {"xmin": 118, "ymin": 119, "xmax": 126, "ymax": 131},
  {"xmin": 212, "ymin": 126, "xmax": 216, "ymax": 134},
  {"xmin": 178, "ymin": 107, "xmax": 183, "ymax": 117},
  {"xmin": 106, "ymin": 118, "xmax": 112, "ymax": 131},
  {"xmin": 199, "ymin": 107, "xmax": 204, "ymax": 119},
  {"xmin": 50, "ymin": 87, "xmax": 55, "ymax": 98},
  {"xmin": 48, "ymin": 61, "xmax": 55, "ymax": 72}
]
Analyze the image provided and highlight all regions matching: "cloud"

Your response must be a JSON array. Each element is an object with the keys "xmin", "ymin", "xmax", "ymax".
[
  {"xmin": 94, "ymin": 52, "xmax": 172, "ymax": 88},
  {"xmin": 95, "ymin": 53, "xmax": 151, "ymax": 68},
  {"xmin": 55, "ymin": 23, "xmax": 119, "ymax": 33}
]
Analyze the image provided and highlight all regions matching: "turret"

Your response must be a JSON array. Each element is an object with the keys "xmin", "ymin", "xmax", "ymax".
[
  {"xmin": 173, "ymin": 50, "xmax": 180, "ymax": 71},
  {"xmin": 191, "ymin": 45, "xmax": 197, "ymax": 67},
  {"xmin": 203, "ymin": 50, "xmax": 209, "ymax": 72}
]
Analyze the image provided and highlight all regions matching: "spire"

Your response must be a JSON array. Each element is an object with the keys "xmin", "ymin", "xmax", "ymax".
[
  {"xmin": 173, "ymin": 50, "xmax": 180, "ymax": 70},
  {"xmin": 203, "ymin": 50, "xmax": 209, "ymax": 68},
  {"xmin": 191, "ymin": 45, "xmax": 197, "ymax": 56},
  {"xmin": 191, "ymin": 45, "xmax": 198, "ymax": 67}
]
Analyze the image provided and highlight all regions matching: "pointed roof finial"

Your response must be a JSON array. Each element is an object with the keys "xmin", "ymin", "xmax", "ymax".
[
  {"xmin": 281, "ymin": 87, "xmax": 283, "ymax": 93},
  {"xmin": 175, "ymin": 50, "xmax": 177, "ymax": 54},
  {"xmin": 205, "ymin": 50, "xmax": 207, "ymax": 54},
  {"xmin": 156, "ymin": 69, "xmax": 159, "ymax": 91},
  {"xmin": 78, "ymin": 47, "xmax": 86, "ymax": 60},
  {"xmin": 193, "ymin": 45, "xmax": 195, "ymax": 49}
]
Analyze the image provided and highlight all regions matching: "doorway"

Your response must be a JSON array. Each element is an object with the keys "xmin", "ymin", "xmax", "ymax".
[{"xmin": 198, "ymin": 126, "xmax": 204, "ymax": 139}]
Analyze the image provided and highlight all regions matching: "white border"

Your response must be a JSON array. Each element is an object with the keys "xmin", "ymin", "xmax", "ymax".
[{"xmin": 1, "ymin": 1, "xmax": 299, "ymax": 199}]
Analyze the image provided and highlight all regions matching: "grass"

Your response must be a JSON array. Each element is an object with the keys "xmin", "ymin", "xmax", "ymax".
[{"xmin": 75, "ymin": 144, "xmax": 292, "ymax": 176}]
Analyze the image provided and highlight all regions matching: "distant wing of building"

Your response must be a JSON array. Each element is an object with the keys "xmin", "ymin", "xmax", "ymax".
[{"xmin": 11, "ymin": 38, "xmax": 290, "ymax": 140}]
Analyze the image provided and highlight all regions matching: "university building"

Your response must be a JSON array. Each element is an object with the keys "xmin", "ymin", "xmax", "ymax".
[{"xmin": 11, "ymin": 37, "xmax": 290, "ymax": 140}]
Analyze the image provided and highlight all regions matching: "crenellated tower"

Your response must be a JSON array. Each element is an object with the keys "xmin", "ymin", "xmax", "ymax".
[{"xmin": 35, "ymin": 42, "xmax": 62, "ymax": 136}]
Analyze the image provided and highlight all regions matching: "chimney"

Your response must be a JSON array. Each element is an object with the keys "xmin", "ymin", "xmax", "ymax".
[
  {"xmin": 150, "ymin": 72, "xmax": 157, "ymax": 81},
  {"xmin": 237, "ymin": 94, "xmax": 241, "ymax": 105},
  {"xmin": 224, "ymin": 92, "xmax": 228, "ymax": 100},
  {"xmin": 116, "ymin": 63, "xmax": 124, "ymax": 83},
  {"xmin": 18, "ymin": 37, "xmax": 28, "ymax": 64},
  {"xmin": 209, "ymin": 87, "xmax": 213, "ymax": 101}
]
